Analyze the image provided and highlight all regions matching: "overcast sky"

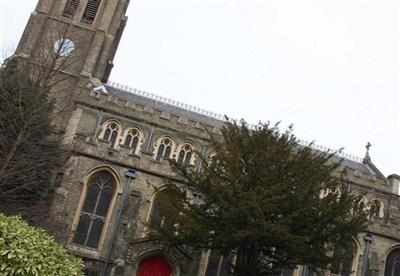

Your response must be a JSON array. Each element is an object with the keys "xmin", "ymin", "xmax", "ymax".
[{"xmin": 1, "ymin": 0, "xmax": 399, "ymax": 176}]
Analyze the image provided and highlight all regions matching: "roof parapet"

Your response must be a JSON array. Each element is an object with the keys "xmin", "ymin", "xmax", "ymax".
[{"xmin": 106, "ymin": 80, "xmax": 364, "ymax": 164}]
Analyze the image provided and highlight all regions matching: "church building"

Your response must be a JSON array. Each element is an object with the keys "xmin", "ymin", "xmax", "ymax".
[{"xmin": 13, "ymin": 0, "xmax": 400, "ymax": 275}]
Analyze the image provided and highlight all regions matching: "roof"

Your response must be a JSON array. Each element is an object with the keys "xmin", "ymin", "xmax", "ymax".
[{"xmin": 104, "ymin": 81, "xmax": 382, "ymax": 178}]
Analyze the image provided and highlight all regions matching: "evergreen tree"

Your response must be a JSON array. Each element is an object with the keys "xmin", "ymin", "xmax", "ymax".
[{"xmin": 151, "ymin": 120, "xmax": 369, "ymax": 275}]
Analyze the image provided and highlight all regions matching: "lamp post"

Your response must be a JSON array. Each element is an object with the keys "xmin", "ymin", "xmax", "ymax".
[
  {"xmin": 100, "ymin": 169, "xmax": 137, "ymax": 276},
  {"xmin": 362, "ymin": 233, "xmax": 374, "ymax": 276}
]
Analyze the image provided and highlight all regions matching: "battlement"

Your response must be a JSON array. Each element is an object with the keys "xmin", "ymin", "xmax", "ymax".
[{"xmin": 106, "ymin": 80, "xmax": 364, "ymax": 164}]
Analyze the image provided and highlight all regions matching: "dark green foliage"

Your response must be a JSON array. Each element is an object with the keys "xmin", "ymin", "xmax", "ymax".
[
  {"xmin": 151, "ymin": 120, "xmax": 369, "ymax": 275},
  {"xmin": 0, "ymin": 59, "xmax": 63, "ymax": 219}
]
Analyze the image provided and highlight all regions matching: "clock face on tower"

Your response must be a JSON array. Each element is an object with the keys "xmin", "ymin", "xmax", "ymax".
[{"xmin": 54, "ymin": 39, "xmax": 75, "ymax": 57}]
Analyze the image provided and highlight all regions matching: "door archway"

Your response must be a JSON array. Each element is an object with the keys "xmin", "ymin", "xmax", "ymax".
[{"xmin": 137, "ymin": 256, "xmax": 173, "ymax": 276}]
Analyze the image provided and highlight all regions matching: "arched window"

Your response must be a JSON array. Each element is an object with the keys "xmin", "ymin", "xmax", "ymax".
[
  {"xmin": 330, "ymin": 242, "xmax": 356, "ymax": 276},
  {"xmin": 122, "ymin": 127, "xmax": 142, "ymax": 154},
  {"xmin": 62, "ymin": 0, "xmax": 80, "ymax": 19},
  {"xmin": 205, "ymin": 251, "xmax": 232, "ymax": 276},
  {"xmin": 99, "ymin": 120, "xmax": 121, "ymax": 148},
  {"xmin": 149, "ymin": 187, "xmax": 183, "ymax": 231},
  {"xmin": 369, "ymin": 199, "xmax": 384, "ymax": 219},
  {"xmin": 177, "ymin": 143, "xmax": 195, "ymax": 165},
  {"xmin": 385, "ymin": 248, "xmax": 400, "ymax": 276},
  {"xmin": 154, "ymin": 137, "xmax": 175, "ymax": 161},
  {"xmin": 149, "ymin": 191, "xmax": 164, "ymax": 230},
  {"xmin": 353, "ymin": 194, "xmax": 368, "ymax": 215},
  {"xmin": 73, "ymin": 170, "xmax": 116, "ymax": 249}
]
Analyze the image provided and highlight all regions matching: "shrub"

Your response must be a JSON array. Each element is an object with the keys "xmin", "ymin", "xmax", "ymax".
[{"xmin": 0, "ymin": 214, "xmax": 83, "ymax": 276}]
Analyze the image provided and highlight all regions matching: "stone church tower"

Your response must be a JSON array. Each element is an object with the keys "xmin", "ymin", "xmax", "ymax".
[
  {"xmin": 12, "ymin": 1, "xmax": 400, "ymax": 276},
  {"xmin": 16, "ymin": 0, "xmax": 127, "ymax": 81},
  {"xmin": 15, "ymin": 0, "xmax": 129, "ymax": 134}
]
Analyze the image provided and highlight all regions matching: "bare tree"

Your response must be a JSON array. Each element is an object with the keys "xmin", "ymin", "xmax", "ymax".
[{"xmin": 0, "ymin": 26, "xmax": 80, "ymax": 225}]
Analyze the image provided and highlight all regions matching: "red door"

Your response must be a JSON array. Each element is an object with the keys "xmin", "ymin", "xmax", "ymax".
[{"xmin": 137, "ymin": 257, "xmax": 173, "ymax": 276}]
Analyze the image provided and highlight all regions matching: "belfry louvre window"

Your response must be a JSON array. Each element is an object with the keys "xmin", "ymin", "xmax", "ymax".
[
  {"xmin": 62, "ymin": 0, "xmax": 80, "ymax": 19},
  {"xmin": 81, "ymin": 0, "xmax": 102, "ymax": 24},
  {"xmin": 73, "ymin": 171, "xmax": 115, "ymax": 249}
]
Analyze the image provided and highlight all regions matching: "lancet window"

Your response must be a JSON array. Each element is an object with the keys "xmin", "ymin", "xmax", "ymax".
[
  {"xmin": 385, "ymin": 248, "xmax": 400, "ymax": 276},
  {"xmin": 73, "ymin": 170, "xmax": 116, "ymax": 249},
  {"xmin": 149, "ymin": 187, "xmax": 182, "ymax": 231}
]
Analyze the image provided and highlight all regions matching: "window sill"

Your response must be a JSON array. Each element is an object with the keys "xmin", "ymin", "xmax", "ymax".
[
  {"xmin": 98, "ymin": 138, "xmax": 110, "ymax": 145},
  {"xmin": 67, "ymin": 243, "xmax": 100, "ymax": 259},
  {"xmin": 128, "ymin": 153, "xmax": 141, "ymax": 159}
]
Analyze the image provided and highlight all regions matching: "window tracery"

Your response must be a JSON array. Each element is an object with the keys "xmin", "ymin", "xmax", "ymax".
[
  {"xmin": 385, "ymin": 248, "xmax": 400, "ymax": 276},
  {"xmin": 177, "ymin": 143, "xmax": 195, "ymax": 165},
  {"xmin": 369, "ymin": 199, "xmax": 384, "ymax": 219},
  {"xmin": 73, "ymin": 170, "xmax": 116, "ymax": 250},
  {"xmin": 99, "ymin": 120, "xmax": 121, "ymax": 148},
  {"xmin": 121, "ymin": 127, "xmax": 142, "ymax": 155},
  {"xmin": 353, "ymin": 194, "xmax": 368, "ymax": 215},
  {"xmin": 154, "ymin": 137, "xmax": 175, "ymax": 161}
]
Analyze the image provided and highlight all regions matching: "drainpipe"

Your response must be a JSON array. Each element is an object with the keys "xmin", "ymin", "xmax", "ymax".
[
  {"xmin": 196, "ymin": 144, "xmax": 207, "ymax": 173},
  {"xmin": 145, "ymin": 125, "xmax": 154, "ymax": 153},
  {"xmin": 100, "ymin": 169, "xmax": 137, "ymax": 276},
  {"xmin": 362, "ymin": 233, "xmax": 374, "ymax": 276},
  {"xmin": 93, "ymin": 110, "xmax": 104, "ymax": 141}
]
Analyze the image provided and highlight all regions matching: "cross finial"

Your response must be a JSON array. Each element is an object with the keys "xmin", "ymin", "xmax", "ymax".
[{"xmin": 363, "ymin": 142, "xmax": 371, "ymax": 163}]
